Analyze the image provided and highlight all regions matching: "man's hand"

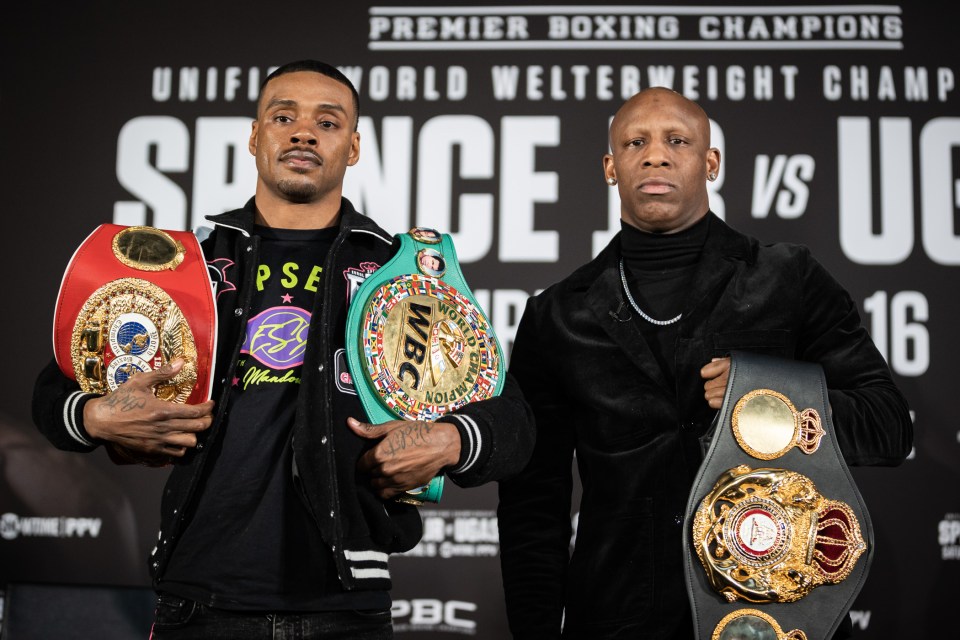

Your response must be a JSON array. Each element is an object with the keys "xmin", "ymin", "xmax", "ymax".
[
  {"xmin": 347, "ymin": 417, "xmax": 461, "ymax": 499},
  {"xmin": 700, "ymin": 357, "xmax": 732, "ymax": 410},
  {"xmin": 83, "ymin": 358, "xmax": 214, "ymax": 463}
]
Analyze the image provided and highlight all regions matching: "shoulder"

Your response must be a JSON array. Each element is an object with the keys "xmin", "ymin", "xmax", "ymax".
[
  {"xmin": 520, "ymin": 244, "xmax": 613, "ymax": 329},
  {"xmin": 339, "ymin": 198, "xmax": 394, "ymax": 247},
  {"xmin": 537, "ymin": 239, "xmax": 615, "ymax": 301},
  {"xmin": 752, "ymin": 240, "xmax": 815, "ymax": 274},
  {"xmin": 710, "ymin": 214, "xmax": 814, "ymax": 271},
  {"xmin": 730, "ymin": 228, "xmax": 843, "ymax": 295},
  {"xmin": 196, "ymin": 200, "xmax": 255, "ymax": 253}
]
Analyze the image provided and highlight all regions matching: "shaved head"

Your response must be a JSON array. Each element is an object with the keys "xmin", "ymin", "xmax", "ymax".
[
  {"xmin": 609, "ymin": 88, "xmax": 711, "ymax": 150},
  {"xmin": 602, "ymin": 87, "xmax": 720, "ymax": 233}
]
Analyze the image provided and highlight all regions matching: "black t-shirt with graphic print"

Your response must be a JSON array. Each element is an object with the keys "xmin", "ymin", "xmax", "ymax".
[{"xmin": 160, "ymin": 225, "xmax": 387, "ymax": 611}]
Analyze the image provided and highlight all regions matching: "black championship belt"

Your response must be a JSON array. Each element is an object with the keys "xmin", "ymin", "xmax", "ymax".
[{"xmin": 683, "ymin": 351, "xmax": 873, "ymax": 640}]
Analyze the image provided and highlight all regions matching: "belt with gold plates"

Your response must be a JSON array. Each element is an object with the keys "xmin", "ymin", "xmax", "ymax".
[
  {"xmin": 683, "ymin": 351, "xmax": 872, "ymax": 640},
  {"xmin": 345, "ymin": 227, "xmax": 505, "ymax": 505}
]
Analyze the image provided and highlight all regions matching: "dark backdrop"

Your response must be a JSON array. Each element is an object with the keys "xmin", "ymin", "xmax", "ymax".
[{"xmin": 2, "ymin": 2, "xmax": 957, "ymax": 638}]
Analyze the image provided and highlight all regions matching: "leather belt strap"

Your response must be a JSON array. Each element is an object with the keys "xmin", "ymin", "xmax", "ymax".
[{"xmin": 683, "ymin": 351, "xmax": 873, "ymax": 640}]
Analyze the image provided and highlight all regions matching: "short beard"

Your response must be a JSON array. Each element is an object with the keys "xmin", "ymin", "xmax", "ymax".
[{"xmin": 277, "ymin": 178, "xmax": 320, "ymax": 204}]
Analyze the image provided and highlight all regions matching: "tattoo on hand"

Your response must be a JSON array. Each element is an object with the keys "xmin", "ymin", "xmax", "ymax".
[
  {"xmin": 383, "ymin": 421, "xmax": 434, "ymax": 457},
  {"xmin": 103, "ymin": 388, "xmax": 147, "ymax": 413}
]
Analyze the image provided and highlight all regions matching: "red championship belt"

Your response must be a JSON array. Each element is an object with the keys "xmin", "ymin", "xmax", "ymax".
[{"xmin": 53, "ymin": 224, "xmax": 216, "ymax": 405}]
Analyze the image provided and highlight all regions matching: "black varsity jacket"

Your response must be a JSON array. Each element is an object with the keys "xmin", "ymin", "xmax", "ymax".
[{"xmin": 32, "ymin": 197, "xmax": 534, "ymax": 593}]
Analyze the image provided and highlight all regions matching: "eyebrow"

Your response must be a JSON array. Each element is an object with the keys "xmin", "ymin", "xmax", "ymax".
[{"xmin": 264, "ymin": 98, "xmax": 348, "ymax": 117}]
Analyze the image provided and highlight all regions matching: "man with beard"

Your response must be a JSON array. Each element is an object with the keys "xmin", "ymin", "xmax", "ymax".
[{"xmin": 33, "ymin": 59, "xmax": 533, "ymax": 639}]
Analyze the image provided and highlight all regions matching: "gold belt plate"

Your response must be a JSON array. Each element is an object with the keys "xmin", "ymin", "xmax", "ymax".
[
  {"xmin": 360, "ymin": 274, "xmax": 500, "ymax": 420},
  {"xmin": 70, "ymin": 277, "xmax": 198, "ymax": 402},
  {"xmin": 692, "ymin": 465, "xmax": 866, "ymax": 604}
]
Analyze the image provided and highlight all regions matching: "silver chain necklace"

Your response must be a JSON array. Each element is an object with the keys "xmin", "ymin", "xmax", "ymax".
[{"xmin": 618, "ymin": 258, "xmax": 683, "ymax": 326}]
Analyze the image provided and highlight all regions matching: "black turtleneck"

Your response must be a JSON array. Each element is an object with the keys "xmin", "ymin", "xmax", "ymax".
[{"xmin": 619, "ymin": 213, "xmax": 711, "ymax": 386}]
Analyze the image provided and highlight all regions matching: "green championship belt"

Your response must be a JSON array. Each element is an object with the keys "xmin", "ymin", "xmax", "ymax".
[{"xmin": 346, "ymin": 227, "xmax": 505, "ymax": 505}]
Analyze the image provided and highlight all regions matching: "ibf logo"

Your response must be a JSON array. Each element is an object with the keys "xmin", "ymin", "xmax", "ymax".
[{"xmin": 392, "ymin": 599, "xmax": 477, "ymax": 631}]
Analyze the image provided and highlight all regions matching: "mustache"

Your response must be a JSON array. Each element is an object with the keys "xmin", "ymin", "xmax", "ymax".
[{"xmin": 280, "ymin": 148, "xmax": 322, "ymax": 163}]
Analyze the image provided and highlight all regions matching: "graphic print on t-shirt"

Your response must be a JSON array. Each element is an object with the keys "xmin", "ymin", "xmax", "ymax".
[
  {"xmin": 234, "ymin": 245, "xmax": 327, "ymax": 391},
  {"xmin": 242, "ymin": 305, "xmax": 311, "ymax": 370}
]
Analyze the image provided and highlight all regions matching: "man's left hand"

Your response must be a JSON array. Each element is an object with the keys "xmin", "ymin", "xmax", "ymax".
[
  {"xmin": 346, "ymin": 417, "xmax": 461, "ymax": 499},
  {"xmin": 700, "ymin": 357, "xmax": 732, "ymax": 409}
]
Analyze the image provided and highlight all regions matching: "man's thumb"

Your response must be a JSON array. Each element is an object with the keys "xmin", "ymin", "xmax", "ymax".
[
  {"xmin": 347, "ymin": 417, "xmax": 384, "ymax": 439},
  {"xmin": 149, "ymin": 358, "xmax": 185, "ymax": 381}
]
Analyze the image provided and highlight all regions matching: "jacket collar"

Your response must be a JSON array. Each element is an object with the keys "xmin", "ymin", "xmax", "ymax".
[
  {"xmin": 204, "ymin": 196, "xmax": 393, "ymax": 246},
  {"xmin": 585, "ymin": 212, "xmax": 756, "ymax": 391},
  {"xmin": 680, "ymin": 212, "xmax": 756, "ymax": 329}
]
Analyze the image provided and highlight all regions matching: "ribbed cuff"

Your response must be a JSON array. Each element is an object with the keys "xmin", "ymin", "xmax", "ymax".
[
  {"xmin": 437, "ymin": 414, "xmax": 481, "ymax": 476},
  {"xmin": 62, "ymin": 391, "xmax": 98, "ymax": 448}
]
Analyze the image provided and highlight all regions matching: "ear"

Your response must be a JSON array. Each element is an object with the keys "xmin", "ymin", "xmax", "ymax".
[
  {"xmin": 347, "ymin": 130, "xmax": 361, "ymax": 167},
  {"xmin": 706, "ymin": 147, "xmax": 721, "ymax": 180},
  {"xmin": 248, "ymin": 120, "xmax": 259, "ymax": 157},
  {"xmin": 602, "ymin": 153, "xmax": 616, "ymax": 183}
]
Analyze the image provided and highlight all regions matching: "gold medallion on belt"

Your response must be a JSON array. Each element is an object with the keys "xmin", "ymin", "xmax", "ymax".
[
  {"xmin": 71, "ymin": 277, "xmax": 198, "ymax": 402},
  {"xmin": 691, "ymin": 465, "xmax": 866, "ymax": 605},
  {"xmin": 360, "ymin": 274, "xmax": 500, "ymax": 420}
]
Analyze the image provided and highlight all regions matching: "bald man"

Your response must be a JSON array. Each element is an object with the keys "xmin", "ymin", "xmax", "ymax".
[{"xmin": 496, "ymin": 88, "xmax": 912, "ymax": 639}]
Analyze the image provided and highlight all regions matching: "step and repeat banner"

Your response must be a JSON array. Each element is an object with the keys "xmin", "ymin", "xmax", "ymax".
[{"xmin": 2, "ymin": 2, "xmax": 957, "ymax": 638}]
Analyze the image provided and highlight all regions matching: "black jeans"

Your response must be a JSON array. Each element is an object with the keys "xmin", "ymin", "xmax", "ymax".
[{"xmin": 149, "ymin": 595, "xmax": 393, "ymax": 639}]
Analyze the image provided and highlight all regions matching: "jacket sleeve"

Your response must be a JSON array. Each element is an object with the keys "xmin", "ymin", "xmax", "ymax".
[
  {"xmin": 796, "ymin": 250, "xmax": 913, "ymax": 466},
  {"xmin": 32, "ymin": 357, "xmax": 100, "ymax": 452},
  {"xmin": 495, "ymin": 296, "xmax": 574, "ymax": 639},
  {"xmin": 439, "ymin": 369, "xmax": 535, "ymax": 488}
]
